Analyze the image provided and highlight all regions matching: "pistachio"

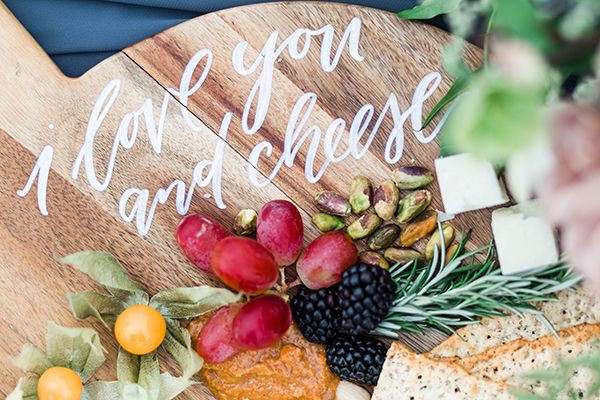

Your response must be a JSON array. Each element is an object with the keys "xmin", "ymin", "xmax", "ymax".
[
  {"xmin": 359, "ymin": 251, "xmax": 390, "ymax": 270},
  {"xmin": 384, "ymin": 247, "xmax": 423, "ymax": 264},
  {"xmin": 349, "ymin": 176, "xmax": 372, "ymax": 214},
  {"xmin": 399, "ymin": 210, "xmax": 437, "ymax": 247},
  {"xmin": 367, "ymin": 224, "xmax": 401, "ymax": 251},
  {"xmin": 336, "ymin": 381, "xmax": 371, "ymax": 400},
  {"xmin": 391, "ymin": 166, "xmax": 434, "ymax": 189},
  {"xmin": 347, "ymin": 214, "xmax": 382, "ymax": 240},
  {"xmin": 396, "ymin": 190, "xmax": 432, "ymax": 224},
  {"xmin": 315, "ymin": 191, "xmax": 352, "ymax": 216},
  {"xmin": 312, "ymin": 213, "xmax": 345, "ymax": 232},
  {"xmin": 425, "ymin": 223, "xmax": 456, "ymax": 260},
  {"xmin": 233, "ymin": 209, "xmax": 257, "ymax": 235},
  {"xmin": 445, "ymin": 242, "xmax": 460, "ymax": 265},
  {"xmin": 373, "ymin": 180, "xmax": 400, "ymax": 220}
]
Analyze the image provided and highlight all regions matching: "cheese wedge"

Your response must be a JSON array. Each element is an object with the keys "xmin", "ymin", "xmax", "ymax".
[
  {"xmin": 435, "ymin": 153, "xmax": 509, "ymax": 214},
  {"xmin": 491, "ymin": 202, "xmax": 559, "ymax": 275}
]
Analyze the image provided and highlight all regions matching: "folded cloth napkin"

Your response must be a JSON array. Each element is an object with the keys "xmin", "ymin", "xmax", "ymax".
[{"xmin": 5, "ymin": 0, "xmax": 417, "ymax": 77}]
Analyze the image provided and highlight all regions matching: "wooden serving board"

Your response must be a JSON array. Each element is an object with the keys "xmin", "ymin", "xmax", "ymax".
[{"xmin": 0, "ymin": 1, "xmax": 483, "ymax": 398}]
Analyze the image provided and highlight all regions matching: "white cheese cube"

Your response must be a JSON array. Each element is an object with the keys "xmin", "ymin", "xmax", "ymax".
[
  {"xmin": 435, "ymin": 153, "xmax": 509, "ymax": 214},
  {"xmin": 492, "ymin": 203, "xmax": 559, "ymax": 275}
]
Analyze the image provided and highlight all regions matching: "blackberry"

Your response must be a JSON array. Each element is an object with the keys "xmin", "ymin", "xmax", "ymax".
[
  {"xmin": 326, "ymin": 334, "xmax": 388, "ymax": 386},
  {"xmin": 339, "ymin": 263, "xmax": 396, "ymax": 335},
  {"xmin": 290, "ymin": 285, "xmax": 341, "ymax": 344}
]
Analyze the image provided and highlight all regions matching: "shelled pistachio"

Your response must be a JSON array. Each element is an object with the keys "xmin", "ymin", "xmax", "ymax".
[
  {"xmin": 384, "ymin": 247, "xmax": 423, "ymax": 264},
  {"xmin": 391, "ymin": 166, "xmax": 434, "ymax": 189},
  {"xmin": 367, "ymin": 224, "xmax": 401, "ymax": 251},
  {"xmin": 349, "ymin": 176, "xmax": 372, "ymax": 214},
  {"xmin": 234, "ymin": 209, "xmax": 257, "ymax": 235},
  {"xmin": 315, "ymin": 191, "xmax": 352, "ymax": 216},
  {"xmin": 347, "ymin": 214, "xmax": 382, "ymax": 240},
  {"xmin": 312, "ymin": 213, "xmax": 345, "ymax": 232},
  {"xmin": 396, "ymin": 190, "xmax": 432, "ymax": 224},
  {"xmin": 425, "ymin": 223, "xmax": 455, "ymax": 260},
  {"xmin": 373, "ymin": 180, "xmax": 400, "ymax": 220},
  {"xmin": 359, "ymin": 251, "xmax": 390, "ymax": 269},
  {"xmin": 399, "ymin": 210, "xmax": 437, "ymax": 247}
]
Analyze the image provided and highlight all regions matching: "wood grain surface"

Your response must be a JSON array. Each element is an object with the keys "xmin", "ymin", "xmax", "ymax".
[{"xmin": 0, "ymin": 1, "xmax": 483, "ymax": 398}]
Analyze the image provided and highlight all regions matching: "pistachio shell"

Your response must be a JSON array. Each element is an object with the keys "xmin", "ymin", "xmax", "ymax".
[{"xmin": 373, "ymin": 181, "xmax": 400, "ymax": 221}]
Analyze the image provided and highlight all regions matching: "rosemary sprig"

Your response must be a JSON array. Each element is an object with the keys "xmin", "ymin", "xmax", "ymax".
[{"xmin": 375, "ymin": 225, "xmax": 582, "ymax": 338}]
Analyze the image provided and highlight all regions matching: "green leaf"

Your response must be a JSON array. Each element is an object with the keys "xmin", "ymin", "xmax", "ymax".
[
  {"xmin": 121, "ymin": 383, "xmax": 149, "ymax": 400},
  {"xmin": 492, "ymin": 0, "xmax": 556, "ymax": 54},
  {"xmin": 12, "ymin": 343, "xmax": 52, "ymax": 375},
  {"xmin": 6, "ymin": 377, "xmax": 38, "ymax": 400},
  {"xmin": 150, "ymin": 286, "xmax": 240, "ymax": 319},
  {"xmin": 44, "ymin": 322, "xmax": 106, "ymax": 382},
  {"xmin": 67, "ymin": 291, "xmax": 124, "ymax": 329},
  {"xmin": 422, "ymin": 76, "xmax": 468, "ymax": 130},
  {"xmin": 84, "ymin": 381, "xmax": 120, "ymax": 400},
  {"xmin": 398, "ymin": 0, "xmax": 462, "ymax": 19},
  {"xmin": 162, "ymin": 319, "xmax": 203, "ymax": 378},
  {"xmin": 158, "ymin": 373, "xmax": 196, "ymax": 399},
  {"xmin": 59, "ymin": 252, "xmax": 142, "ymax": 293},
  {"xmin": 117, "ymin": 349, "xmax": 161, "ymax": 400}
]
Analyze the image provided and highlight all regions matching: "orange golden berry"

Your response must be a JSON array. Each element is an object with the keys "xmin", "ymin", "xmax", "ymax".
[
  {"xmin": 114, "ymin": 304, "xmax": 166, "ymax": 355},
  {"xmin": 37, "ymin": 367, "xmax": 83, "ymax": 400}
]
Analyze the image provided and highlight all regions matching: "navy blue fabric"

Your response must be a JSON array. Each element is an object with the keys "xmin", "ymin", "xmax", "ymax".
[{"xmin": 4, "ymin": 0, "xmax": 417, "ymax": 77}]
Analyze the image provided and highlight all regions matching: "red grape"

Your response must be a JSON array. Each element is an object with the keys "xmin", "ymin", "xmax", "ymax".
[
  {"xmin": 211, "ymin": 237, "xmax": 279, "ymax": 295},
  {"xmin": 257, "ymin": 200, "xmax": 304, "ymax": 266},
  {"xmin": 296, "ymin": 232, "xmax": 358, "ymax": 289},
  {"xmin": 176, "ymin": 214, "xmax": 230, "ymax": 274},
  {"xmin": 232, "ymin": 295, "xmax": 291, "ymax": 350},
  {"xmin": 197, "ymin": 305, "xmax": 242, "ymax": 363}
]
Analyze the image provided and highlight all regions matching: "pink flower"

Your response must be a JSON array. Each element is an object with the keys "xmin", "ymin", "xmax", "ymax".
[{"xmin": 539, "ymin": 104, "xmax": 600, "ymax": 290}]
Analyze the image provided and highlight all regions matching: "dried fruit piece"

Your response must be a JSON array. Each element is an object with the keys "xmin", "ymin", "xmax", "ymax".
[
  {"xmin": 391, "ymin": 166, "xmax": 434, "ymax": 189},
  {"xmin": 315, "ymin": 191, "xmax": 352, "ymax": 216},
  {"xmin": 296, "ymin": 232, "xmax": 358, "ymax": 289},
  {"xmin": 373, "ymin": 181, "xmax": 400, "ymax": 221},
  {"xmin": 233, "ymin": 295, "xmax": 292, "ymax": 350},
  {"xmin": 359, "ymin": 251, "xmax": 390, "ymax": 269},
  {"xmin": 257, "ymin": 200, "xmax": 304, "ymax": 266},
  {"xmin": 211, "ymin": 237, "xmax": 279, "ymax": 294},
  {"xmin": 445, "ymin": 242, "xmax": 460, "ymax": 264},
  {"xmin": 312, "ymin": 213, "xmax": 345, "ymax": 232},
  {"xmin": 396, "ymin": 190, "xmax": 432, "ymax": 223},
  {"xmin": 399, "ymin": 210, "xmax": 437, "ymax": 247},
  {"xmin": 383, "ymin": 247, "xmax": 423, "ymax": 264},
  {"xmin": 349, "ymin": 176, "xmax": 372, "ymax": 214},
  {"xmin": 425, "ymin": 224, "xmax": 456, "ymax": 260},
  {"xmin": 367, "ymin": 224, "xmax": 401, "ymax": 251},
  {"xmin": 233, "ymin": 209, "xmax": 257, "ymax": 236},
  {"xmin": 347, "ymin": 214, "xmax": 382, "ymax": 240},
  {"xmin": 176, "ymin": 214, "xmax": 230, "ymax": 274}
]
